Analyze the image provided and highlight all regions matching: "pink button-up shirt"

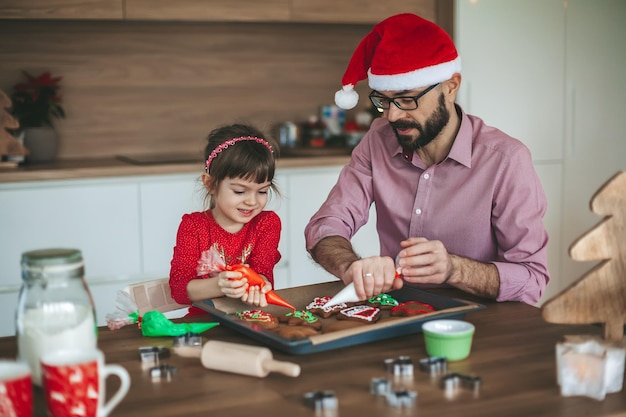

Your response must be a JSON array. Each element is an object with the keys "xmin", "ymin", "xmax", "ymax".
[{"xmin": 305, "ymin": 108, "xmax": 549, "ymax": 304}]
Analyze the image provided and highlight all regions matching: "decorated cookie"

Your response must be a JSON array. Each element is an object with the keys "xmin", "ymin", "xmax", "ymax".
[
  {"xmin": 366, "ymin": 293, "xmax": 399, "ymax": 310},
  {"xmin": 233, "ymin": 310, "xmax": 279, "ymax": 329},
  {"xmin": 273, "ymin": 325, "xmax": 319, "ymax": 340},
  {"xmin": 390, "ymin": 301, "xmax": 435, "ymax": 317},
  {"xmin": 323, "ymin": 319, "xmax": 368, "ymax": 333},
  {"xmin": 278, "ymin": 310, "xmax": 322, "ymax": 330},
  {"xmin": 306, "ymin": 296, "xmax": 347, "ymax": 318},
  {"xmin": 336, "ymin": 305, "xmax": 381, "ymax": 324}
]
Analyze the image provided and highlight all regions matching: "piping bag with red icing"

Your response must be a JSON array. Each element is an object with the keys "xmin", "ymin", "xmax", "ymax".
[
  {"xmin": 324, "ymin": 259, "xmax": 403, "ymax": 309},
  {"xmin": 197, "ymin": 247, "xmax": 296, "ymax": 311},
  {"xmin": 226, "ymin": 264, "xmax": 296, "ymax": 311}
]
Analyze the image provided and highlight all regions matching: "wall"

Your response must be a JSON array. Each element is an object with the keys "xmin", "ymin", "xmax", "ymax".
[
  {"xmin": 456, "ymin": 0, "xmax": 626, "ymax": 303},
  {"xmin": 0, "ymin": 20, "xmax": 374, "ymax": 159}
]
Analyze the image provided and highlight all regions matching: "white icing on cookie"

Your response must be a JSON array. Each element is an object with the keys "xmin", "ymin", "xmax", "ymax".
[
  {"xmin": 307, "ymin": 296, "xmax": 347, "ymax": 312},
  {"xmin": 339, "ymin": 305, "xmax": 380, "ymax": 322}
]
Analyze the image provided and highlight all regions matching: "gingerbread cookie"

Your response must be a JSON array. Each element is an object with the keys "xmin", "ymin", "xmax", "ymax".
[
  {"xmin": 366, "ymin": 293, "xmax": 399, "ymax": 310},
  {"xmin": 278, "ymin": 310, "xmax": 322, "ymax": 330},
  {"xmin": 273, "ymin": 325, "xmax": 319, "ymax": 340},
  {"xmin": 390, "ymin": 301, "xmax": 435, "ymax": 316},
  {"xmin": 233, "ymin": 310, "xmax": 279, "ymax": 329},
  {"xmin": 306, "ymin": 296, "xmax": 347, "ymax": 318},
  {"xmin": 323, "ymin": 319, "xmax": 368, "ymax": 333},
  {"xmin": 336, "ymin": 305, "xmax": 381, "ymax": 324}
]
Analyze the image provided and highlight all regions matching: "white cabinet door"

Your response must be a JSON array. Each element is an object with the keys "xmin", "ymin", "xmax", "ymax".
[
  {"xmin": 0, "ymin": 179, "xmax": 141, "ymax": 285},
  {"xmin": 455, "ymin": 0, "xmax": 565, "ymax": 161},
  {"xmin": 139, "ymin": 173, "xmax": 204, "ymax": 277},
  {"xmin": 0, "ymin": 178, "xmax": 142, "ymax": 336},
  {"xmin": 534, "ymin": 162, "xmax": 563, "ymax": 304},
  {"xmin": 266, "ymin": 172, "xmax": 290, "ymax": 289},
  {"xmin": 286, "ymin": 166, "xmax": 343, "ymax": 287},
  {"xmin": 560, "ymin": 0, "xmax": 626, "ymax": 289},
  {"xmin": 285, "ymin": 165, "xmax": 379, "ymax": 287}
]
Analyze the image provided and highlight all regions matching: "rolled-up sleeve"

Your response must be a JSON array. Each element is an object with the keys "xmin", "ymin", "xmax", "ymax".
[{"xmin": 490, "ymin": 145, "xmax": 549, "ymax": 304}]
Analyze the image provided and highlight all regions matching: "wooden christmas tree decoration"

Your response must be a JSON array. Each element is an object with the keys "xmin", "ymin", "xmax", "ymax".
[
  {"xmin": 542, "ymin": 171, "xmax": 626, "ymax": 341},
  {"xmin": 0, "ymin": 88, "xmax": 29, "ymax": 165},
  {"xmin": 542, "ymin": 171, "xmax": 626, "ymax": 400}
]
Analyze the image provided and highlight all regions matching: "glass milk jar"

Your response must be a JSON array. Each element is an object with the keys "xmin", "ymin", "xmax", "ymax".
[{"xmin": 16, "ymin": 248, "xmax": 97, "ymax": 386}]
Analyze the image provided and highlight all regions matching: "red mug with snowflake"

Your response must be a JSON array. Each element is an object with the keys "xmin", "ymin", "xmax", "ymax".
[
  {"xmin": 0, "ymin": 360, "xmax": 32, "ymax": 417},
  {"xmin": 41, "ymin": 349, "xmax": 130, "ymax": 417}
]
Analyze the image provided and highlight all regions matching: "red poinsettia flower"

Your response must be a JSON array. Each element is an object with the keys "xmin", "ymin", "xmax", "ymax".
[{"xmin": 10, "ymin": 71, "xmax": 65, "ymax": 128}]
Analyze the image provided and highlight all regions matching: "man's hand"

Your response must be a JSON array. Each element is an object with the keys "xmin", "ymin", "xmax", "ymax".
[
  {"xmin": 397, "ymin": 237, "xmax": 452, "ymax": 284},
  {"xmin": 343, "ymin": 256, "xmax": 403, "ymax": 300}
]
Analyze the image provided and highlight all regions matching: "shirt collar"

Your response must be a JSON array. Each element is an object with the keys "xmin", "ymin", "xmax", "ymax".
[{"xmin": 446, "ymin": 105, "xmax": 472, "ymax": 168}]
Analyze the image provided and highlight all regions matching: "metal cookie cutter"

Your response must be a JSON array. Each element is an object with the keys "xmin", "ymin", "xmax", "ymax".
[
  {"xmin": 385, "ymin": 389, "xmax": 417, "ymax": 408},
  {"xmin": 303, "ymin": 390, "xmax": 338, "ymax": 412},
  {"xmin": 384, "ymin": 356, "xmax": 414, "ymax": 376},
  {"xmin": 172, "ymin": 332, "xmax": 203, "ymax": 348},
  {"xmin": 370, "ymin": 377, "xmax": 392, "ymax": 395},
  {"xmin": 419, "ymin": 356, "xmax": 448, "ymax": 375},
  {"xmin": 441, "ymin": 373, "xmax": 482, "ymax": 398},
  {"xmin": 139, "ymin": 346, "xmax": 170, "ymax": 369},
  {"xmin": 150, "ymin": 364, "xmax": 177, "ymax": 382}
]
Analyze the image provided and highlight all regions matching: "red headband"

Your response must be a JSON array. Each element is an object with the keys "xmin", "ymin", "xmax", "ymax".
[{"xmin": 205, "ymin": 136, "xmax": 273, "ymax": 171}]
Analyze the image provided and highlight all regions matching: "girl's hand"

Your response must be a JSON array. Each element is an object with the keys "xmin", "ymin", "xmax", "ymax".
[
  {"xmin": 241, "ymin": 279, "xmax": 271, "ymax": 308},
  {"xmin": 217, "ymin": 270, "xmax": 248, "ymax": 299}
]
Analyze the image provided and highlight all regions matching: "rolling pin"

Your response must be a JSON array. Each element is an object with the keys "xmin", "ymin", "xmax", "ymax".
[{"xmin": 174, "ymin": 340, "xmax": 301, "ymax": 378}]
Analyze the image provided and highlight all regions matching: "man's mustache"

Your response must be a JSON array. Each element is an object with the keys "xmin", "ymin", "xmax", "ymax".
[{"xmin": 390, "ymin": 120, "xmax": 421, "ymax": 130}]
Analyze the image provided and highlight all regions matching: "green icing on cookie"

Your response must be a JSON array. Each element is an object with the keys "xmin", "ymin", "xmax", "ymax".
[
  {"xmin": 368, "ymin": 293, "xmax": 399, "ymax": 307},
  {"xmin": 287, "ymin": 310, "xmax": 319, "ymax": 324}
]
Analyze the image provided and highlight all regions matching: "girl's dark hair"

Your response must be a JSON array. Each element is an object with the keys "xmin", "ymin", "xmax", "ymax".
[{"xmin": 203, "ymin": 123, "xmax": 279, "ymax": 208}]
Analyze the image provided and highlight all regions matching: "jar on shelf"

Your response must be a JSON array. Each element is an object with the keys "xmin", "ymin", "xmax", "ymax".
[{"xmin": 16, "ymin": 248, "xmax": 97, "ymax": 386}]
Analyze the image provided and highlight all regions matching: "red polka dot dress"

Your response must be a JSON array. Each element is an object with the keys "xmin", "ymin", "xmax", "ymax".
[{"xmin": 169, "ymin": 210, "xmax": 281, "ymax": 315}]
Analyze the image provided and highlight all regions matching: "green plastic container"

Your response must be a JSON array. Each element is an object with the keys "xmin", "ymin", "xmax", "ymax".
[{"xmin": 422, "ymin": 319, "xmax": 475, "ymax": 361}]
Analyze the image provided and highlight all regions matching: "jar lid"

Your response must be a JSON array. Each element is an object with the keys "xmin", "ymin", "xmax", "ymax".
[{"xmin": 21, "ymin": 248, "xmax": 83, "ymax": 268}]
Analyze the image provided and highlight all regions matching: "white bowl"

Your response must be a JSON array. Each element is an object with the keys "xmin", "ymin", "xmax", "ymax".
[{"xmin": 422, "ymin": 319, "xmax": 475, "ymax": 335}]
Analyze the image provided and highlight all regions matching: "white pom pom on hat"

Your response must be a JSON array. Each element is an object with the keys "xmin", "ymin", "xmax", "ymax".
[
  {"xmin": 334, "ymin": 85, "xmax": 359, "ymax": 110},
  {"xmin": 334, "ymin": 13, "xmax": 462, "ymax": 110}
]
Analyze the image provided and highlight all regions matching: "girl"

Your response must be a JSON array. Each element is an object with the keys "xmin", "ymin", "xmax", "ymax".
[{"xmin": 169, "ymin": 123, "xmax": 281, "ymax": 315}]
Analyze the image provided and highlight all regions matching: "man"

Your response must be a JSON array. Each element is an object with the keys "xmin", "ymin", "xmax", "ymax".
[{"xmin": 304, "ymin": 13, "xmax": 549, "ymax": 305}]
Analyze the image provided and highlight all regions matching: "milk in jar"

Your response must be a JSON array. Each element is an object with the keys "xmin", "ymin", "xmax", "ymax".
[{"xmin": 15, "ymin": 248, "xmax": 97, "ymax": 385}]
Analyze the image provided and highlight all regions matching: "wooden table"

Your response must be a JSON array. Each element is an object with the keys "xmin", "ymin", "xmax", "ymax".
[{"xmin": 3, "ymin": 289, "xmax": 625, "ymax": 417}]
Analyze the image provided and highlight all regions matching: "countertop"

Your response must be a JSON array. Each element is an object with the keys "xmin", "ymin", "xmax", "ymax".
[
  {"xmin": 3, "ymin": 288, "xmax": 625, "ymax": 417},
  {"xmin": 0, "ymin": 154, "xmax": 352, "ymax": 184}
]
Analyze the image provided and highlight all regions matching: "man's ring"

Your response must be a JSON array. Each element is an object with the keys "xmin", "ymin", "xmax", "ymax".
[{"xmin": 364, "ymin": 273, "xmax": 374, "ymax": 278}]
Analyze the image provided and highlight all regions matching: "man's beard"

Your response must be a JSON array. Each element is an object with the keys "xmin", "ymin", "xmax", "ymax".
[{"xmin": 390, "ymin": 93, "xmax": 450, "ymax": 151}]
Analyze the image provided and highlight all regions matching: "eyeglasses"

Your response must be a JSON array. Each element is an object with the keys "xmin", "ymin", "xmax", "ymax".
[{"xmin": 368, "ymin": 83, "xmax": 440, "ymax": 111}]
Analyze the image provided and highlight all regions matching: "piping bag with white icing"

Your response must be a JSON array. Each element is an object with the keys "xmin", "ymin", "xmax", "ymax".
[{"xmin": 324, "ymin": 259, "xmax": 403, "ymax": 308}]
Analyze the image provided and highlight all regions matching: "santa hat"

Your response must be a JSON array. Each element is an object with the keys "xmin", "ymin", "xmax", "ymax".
[{"xmin": 335, "ymin": 13, "xmax": 461, "ymax": 110}]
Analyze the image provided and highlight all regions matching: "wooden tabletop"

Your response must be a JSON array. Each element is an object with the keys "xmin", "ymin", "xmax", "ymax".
[{"xmin": 2, "ymin": 289, "xmax": 625, "ymax": 417}]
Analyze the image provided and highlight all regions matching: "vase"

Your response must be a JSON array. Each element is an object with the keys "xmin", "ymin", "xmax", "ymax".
[{"xmin": 23, "ymin": 127, "xmax": 59, "ymax": 163}]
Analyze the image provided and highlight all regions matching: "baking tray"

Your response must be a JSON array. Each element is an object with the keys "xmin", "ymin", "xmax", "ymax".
[{"xmin": 194, "ymin": 281, "xmax": 485, "ymax": 355}]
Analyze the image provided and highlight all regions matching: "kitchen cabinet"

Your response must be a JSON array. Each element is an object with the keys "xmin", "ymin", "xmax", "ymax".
[
  {"xmin": 125, "ymin": 0, "xmax": 290, "ymax": 22},
  {"xmin": 283, "ymin": 165, "xmax": 379, "ymax": 287},
  {"xmin": 291, "ymin": 0, "xmax": 435, "ymax": 24},
  {"xmin": 127, "ymin": 0, "xmax": 436, "ymax": 23},
  {"xmin": 0, "ymin": 164, "xmax": 377, "ymax": 336},
  {"xmin": 0, "ymin": 178, "xmax": 142, "ymax": 285},
  {"xmin": 0, "ymin": 178, "xmax": 142, "ymax": 336},
  {"xmin": 0, "ymin": 0, "xmax": 123, "ymax": 19},
  {"xmin": 2, "ymin": 0, "xmax": 436, "ymax": 23},
  {"xmin": 138, "ymin": 173, "xmax": 206, "ymax": 278}
]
